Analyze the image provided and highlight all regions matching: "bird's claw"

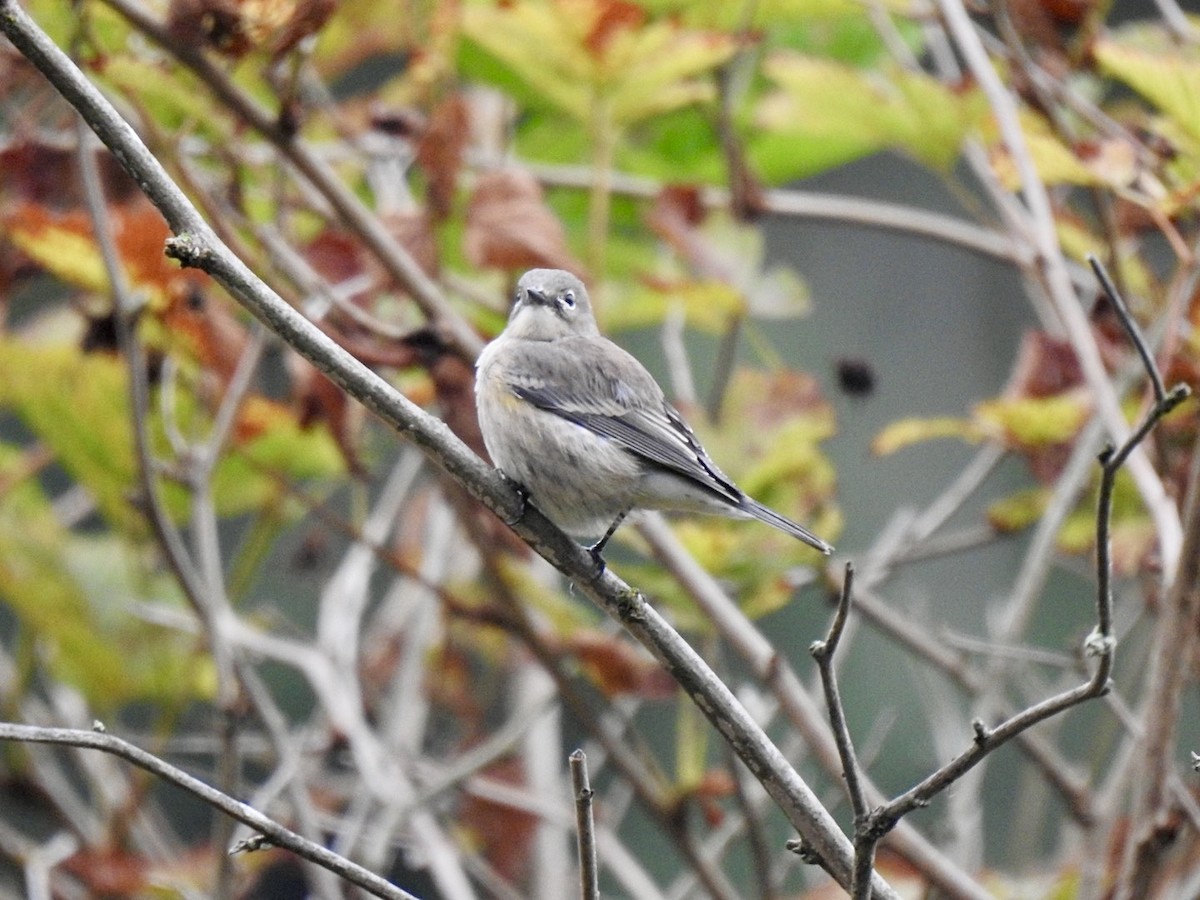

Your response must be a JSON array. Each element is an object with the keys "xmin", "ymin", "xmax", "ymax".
[
  {"xmin": 498, "ymin": 473, "xmax": 529, "ymax": 527},
  {"xmin": 587, "ymin": 544, "xmax": 607, "ymax": 577}
]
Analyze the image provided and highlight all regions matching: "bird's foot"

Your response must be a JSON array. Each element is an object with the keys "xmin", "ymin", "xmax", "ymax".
[{"xmin": 584, "ymin": 510, "xmax": 627, "ymax": 578}]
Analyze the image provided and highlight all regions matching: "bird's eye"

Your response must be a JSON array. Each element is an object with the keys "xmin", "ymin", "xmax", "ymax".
[{"xmin": 560, "ymin": 290, "xmax": 576, "ymax": 309}]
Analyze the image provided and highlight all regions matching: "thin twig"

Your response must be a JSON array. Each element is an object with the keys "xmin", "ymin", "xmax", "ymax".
[
  {"xmin": 1088, "ymin": 254, "xmax": 1166, "ymax": 404},
  {"xmin": 0, "ymin": 723, "xmax": 420, "ymax": 900},
  {"xmin": 525, "ymin": 162, "xmax": 1025, "ymax": 264},
  {"xmin": 570, "ymin": 750, "xmax": 600, "ymax": 900},
  {"xmin": 810, "ymin": 563, "xmax": 875, "ymax": 899},
  {"xmin": 811, "ymin": 564, "xmax": 868, "ymax": 823}
]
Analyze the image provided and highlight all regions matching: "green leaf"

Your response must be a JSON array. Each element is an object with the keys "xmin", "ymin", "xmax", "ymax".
[
  {"xmin": 604, "ymin": 279, "xmax": 745, "ymax": 333},
  {"xmin": 632, "ymin": 0, "xmax": 912, "ymax": 32},
  {"xmin": 461, "ymin": 0, "xmax": 735, "ymax": 128},
  {"xmin": 0, "ymin": 445, "xmax": 134, "ymax": 701},
  {"xmin": 0, "ymin": 340, "xmax": 142, "ymax": 532},
  {"xmin": 99, "ymin": 57, "xmax": 226, "ymax": 140}
]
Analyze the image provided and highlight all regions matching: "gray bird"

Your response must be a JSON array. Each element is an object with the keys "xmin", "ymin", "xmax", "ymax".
[{"xmin": 475, "ymin": 268, "xmax": 834, "ymax": 562}]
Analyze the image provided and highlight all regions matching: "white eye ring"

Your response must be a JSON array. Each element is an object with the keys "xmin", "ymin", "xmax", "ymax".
[{"xmin": 560, "ymin": 290, "xmax": 576, "ymax": 308}]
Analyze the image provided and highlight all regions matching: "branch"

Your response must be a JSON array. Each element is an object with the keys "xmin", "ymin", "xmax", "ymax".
[
  {"xmin": 0, "ymin": 722, "xmax": 420, "ymax": 900},
  {"xmin": 0, "ymin": 6, "xmax": 892, "ymax": 895}
]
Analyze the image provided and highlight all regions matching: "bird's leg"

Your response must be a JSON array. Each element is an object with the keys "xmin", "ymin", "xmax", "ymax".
[
  {"xmin": 586, "ymin": 509, "xmax": 628, "ymax": 573},
  {"xmin": 497, "ymin": 471, "xmax": 529, "ymax": 526}
]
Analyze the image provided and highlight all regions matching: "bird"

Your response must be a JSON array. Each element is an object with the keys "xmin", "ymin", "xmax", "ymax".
[{"xmin": 474, "ymin": 268, "xmax": 833, "ymax": 564}]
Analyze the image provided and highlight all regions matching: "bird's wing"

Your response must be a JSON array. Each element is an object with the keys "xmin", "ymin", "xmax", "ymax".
[{"xmin": 506, "ymin": 340, "xmax": 741, "ymax": 502}]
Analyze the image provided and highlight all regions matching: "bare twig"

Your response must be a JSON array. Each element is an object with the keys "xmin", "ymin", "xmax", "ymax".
[
  {"xmin": 811, "ymin": 564, "xmax": 868, "ymax": 824},
  {"xmin": 525, "ymin": 162, "xmax": 1025, "ymax": 264},
  {"xmin": 570, "ymin": 750, "xmax": 600, "ymax": 900},
  {"xmin": 0, "ymin": 722, "xmax": 421, "ymax": 900},
  {"xmin": 1087, "ymin": 255, "xmax": 1166, "ymax": 404}
]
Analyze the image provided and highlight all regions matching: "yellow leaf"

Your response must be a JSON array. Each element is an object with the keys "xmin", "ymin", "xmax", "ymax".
[
  {"xmin": 604, "ymin": 279, "xmax": 745, "ymax": 333},
  {"xmin": 872, "ymin": 416, "xmax": 980, "ymax": 455},
  {"xmin": 759, "ymin": 53, "xmax": 981, "ymax": 170},
  {"xmin": 4, "ymin": 208, "xmax": 111, "ymax": 296},
  {"xmin": 988, "ymin": 487, "xmax": 1050, "ymax": 533},
  {"xmin": 1095, "ymin": 37, "xmax": 1200, "ymax": 144},
  {"xmin": 0, "ymin": 340, "xmax": 142, "ymax": 532},
  {"xmin": 974, "ymin": 393, "xmax": 1090, "ymax": 448},
  {"xmin": 990, "ymin": 117, "xmax": 1096, "ymax": 189},
  {"xmin": 463, "ymin": 0, "xmax": 735, "ymax": 128}
]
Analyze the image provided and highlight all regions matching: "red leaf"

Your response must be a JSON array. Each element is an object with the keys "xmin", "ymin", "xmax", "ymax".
[{"xmin": 582, "ymin": 0, "xmax": 646, "ymax": 59}]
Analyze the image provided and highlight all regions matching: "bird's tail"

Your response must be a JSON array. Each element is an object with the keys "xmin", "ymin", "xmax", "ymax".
[{"xmin": 741, "ymin": 497, "xmax": 834, "ymax": 555}]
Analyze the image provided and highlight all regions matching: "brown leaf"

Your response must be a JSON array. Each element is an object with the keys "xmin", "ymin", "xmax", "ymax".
[
  {"xmin": 564, "ymin": 630, "xmax": 677, "ymax": 698},
  {"xmin": 458, "ymin": 756, "xmax": 539, "ymax": 883},
  {"xmin": 1004, "ymin": 330, "xmax": 1083, "ymax": 399},
  {"xmin": 646, "ymin": 185, "xmax": 755, "ymax": 284},
  {"xmin": 166, "ymin": 0, "xmax": 335, "ymax": 59},
  {"xmin": 288, "ymin": 351, "xmax": 364, "ymax": 474},
  {"xmin": 304, "ymin": 227, "xmax": 369, "ymax": 287},
  {"xmin": 0, "ymin": 141, "xmax": 139, "ymax": 209},
  {"xmin": 694, "ymin": 768, "xmax": 736, "ymax": 827},
  {"xmin": 384, "ymin": 210, "xmax": 439, "ymax": 279},
  {"xmin": 732, "ymin": 368, "xmax": 828, "ymax": 433},
  {"xmin": 63, "ymin": 846, "xmax": 150, "ymax": 894},
  {"xmin": 464, "ymin": 168, "xmax": 584, "ymax": 275},
  {"xmin": 416, "ymin": 94, "xmax": 471, "ymax": 222}
]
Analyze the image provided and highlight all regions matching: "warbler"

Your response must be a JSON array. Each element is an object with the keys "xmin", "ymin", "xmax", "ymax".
[{"xmin": 475, "ymin": 268, "xmax": 833, "ymax": 561}]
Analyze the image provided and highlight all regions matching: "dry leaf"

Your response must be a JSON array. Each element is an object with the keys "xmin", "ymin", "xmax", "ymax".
[
  {"xmin": 464, "ymin": 168, "xmax": 584, "ymax": 275},
  {"xmin": 416, "ymin": 94, "xmax": 471, "ymax": 222}
]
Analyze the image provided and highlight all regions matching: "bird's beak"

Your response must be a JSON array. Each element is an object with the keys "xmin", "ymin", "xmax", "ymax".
[{"xmin": 523, "ymin": 287, "xmax": 549, "ymax": 307}]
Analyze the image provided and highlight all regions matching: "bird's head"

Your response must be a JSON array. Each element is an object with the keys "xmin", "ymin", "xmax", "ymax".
[{"xmin": 503, "ymin": 269, "xmax": 598, "ymax": 341}]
